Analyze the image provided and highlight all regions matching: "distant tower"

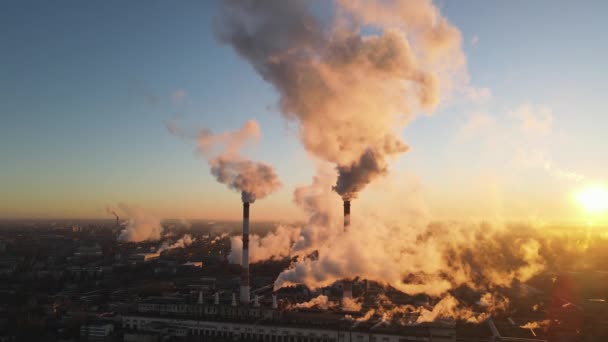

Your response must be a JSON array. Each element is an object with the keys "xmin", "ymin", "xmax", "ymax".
[
  {"xmin": 240, "ymin": 201, "xmax": 251, "ymax": 304},
  {"xmin": 232, "ymin": 293, "xmax": 237, "ymax": 307},
  {"xmin": 198, "ymin": 291, "xmax": 204, "ymax": 305},
  {"xmin": 214, "ymin": 292, "xmax": 220, "ymax": 305}
]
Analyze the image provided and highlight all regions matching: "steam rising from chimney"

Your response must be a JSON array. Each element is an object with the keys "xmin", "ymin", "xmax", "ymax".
[
  {"xmin": 157, "ymin": 234, "xmax": 195, "ymax": 253},
  {"xmin": 106, "ymin": 206, "xmax": 120, "ymax": 226},
  {"xmin": 110, "ymin": 203, "xmax": 163, "ymax": 243},
  {"xmin": 217, "ymin": 0, "xmax": 465, "ymax": 199},
  {"xmin": 240, "ymin": 202, "xmax": 251, "ymax": 304},
  {"xmin": 292, "ymin": 295, "xmax": 336, "ymax": 310},
  {"xmin": 197, "ymin": 120, "xmax": 281, "ymax": 203}
]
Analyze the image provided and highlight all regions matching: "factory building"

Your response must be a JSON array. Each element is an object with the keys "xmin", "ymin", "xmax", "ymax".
[
  {"xmin": 128, "ymin": 252, "xmax": 160, "ymax": 264},
  {"xmin": 122, "ymin": 314, "xmax": 455, "ymax": 342},
  {"xmin": 122, "ymin": 292, "xmax": 455, "ymax": 342}
]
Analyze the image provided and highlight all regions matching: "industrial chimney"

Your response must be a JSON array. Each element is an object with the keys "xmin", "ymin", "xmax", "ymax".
[
  {"xmin": 272, "ymin": 292, "xmax": 278, "ymax": 309},
  {"xmin": 343, "ymin": 200, "xmax": 351, "ymax": 230},
  {"xmin": 240, "ymin": 201, "xmax": 251, "ymax": 304},
  {"xmin": 342, "ymin": 199, "xmax": 353, "ymax": 301}
]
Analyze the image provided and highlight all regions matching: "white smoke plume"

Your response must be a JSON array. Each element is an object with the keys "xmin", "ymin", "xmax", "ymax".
[
  {"xmin": 196, "ymin": 120, "xmax": 281, "ymax": 203},
  {"xmin": 214, "ymin": 0, "xmax": 596, "ymax": 324},
  {"xmin": 228, "ymin": 225, "xmax": 301, "ymax": 264},
  {"xmin": 350, "ymin": 292, "xmax": 508, "ymax": 326},
  {"xmin": 217, "ymin": 0, "xmax": 467, "ymax": 200},
  {"xmin": 520, "ymin": 319, "xmax": 551, "ymax": 332},
  {"xmin": 478, "ymin": 292, "xmax": 510, "ymax": 314},
  {"xmin": 211, "ymin": 233, "xmax": 229, "ymax": 244},
  {"xmin": 273, "ymin": 172, "xmax": 547, "ymax": 296},
  {"xmin": 342, "ymin": 297, "xmax": 363, "ymax": 312},
  {"xmin": 111, "ymin": 203, "xmax": 163, "ymax": 243},
  {"xmin": 291, "ymin": 295, "xmax": 337, "ymax": 310},
  {"xmin": 416, "ymin": 295, "xmax": 481, "ymax": 324},
  {"xmin": 157, "ymin": 234, "xmax": 195, "ymax": 253}
]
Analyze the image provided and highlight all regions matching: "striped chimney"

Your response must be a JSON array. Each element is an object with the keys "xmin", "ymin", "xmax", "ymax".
[
  {"xmin": 343, "ymin": 200, "xmax": 351, "ymax": 231},
  {"xmin": 240, "ymin": 201, "xmax": 251, "ymax": 304},
  {"xmin": 342, "ymin": 199, "xmax": 353, "ymax": 301}
]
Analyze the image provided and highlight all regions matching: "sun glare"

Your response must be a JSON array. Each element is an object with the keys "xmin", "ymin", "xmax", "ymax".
[{"xmin": 576, "ymin": 185, "xmax": 608, "ymax": 213}]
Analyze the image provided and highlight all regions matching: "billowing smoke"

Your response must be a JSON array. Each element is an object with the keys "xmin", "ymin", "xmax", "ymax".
[
  {"xmin": 342, "ymin": 297, "xmax": 363, "ymax": 312},
  {"xmin": 217, "ymin": 0, "xmax": 465, "ymax": 199},
  {"xmin": 157, "ymin": 234, "xmax": 195, "ymax": 253},
  {"xmin": 196, "ymin": 120, "xmax": 281, "ymax": 203},
  {"xmin": 274, "ymin": 206, "xmax": 546, "ymax": 296},
  {"xmin": 291, "ymin": 295, "xmax": 336, "ymax": 310},
  {"xmin": 342, "ymin": 292, "xmax": 508, "ymax": 325},
  {"xmin": 228, "ymin": 225, "xmax": 301, "ymax": 264},
  {"xmin": 256, "ymin": 169, "xmax": 599, "ymax": 299},
  {"xmin": 111, "ymin": 203, "xmax": 163, "ymax": 242},
  {"xmin": 415, "ymin": 295, "xmax": 486, "ymax": 324}
]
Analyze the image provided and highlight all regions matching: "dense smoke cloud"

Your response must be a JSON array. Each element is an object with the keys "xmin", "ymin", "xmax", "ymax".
[
  {"xmin": 225, "ymin": 169, "xmax": 596, "ymax": 301},
  {"xmin": 291, "ymin": 295, "xmax": 336, "ymax": 310},
  {"xmin": 228, "ymin": 225, "xmax": 301, "ymax": 264},
  {"xmin": 216, "ymin": 0, "xmax": 465, "ymax": 199},
  {"xmin": 111, "ymin": 203, "xmax": 163, "ymax": 242},
  {"xmin": 274, "ymin": 195, "xmax": 547, "ymax": 296},
  {"xmin": 341, "ymin": 292, "xmax": 509, "ymax": 325},
  {"xmin": 196, "ymin": 120, "xmax": 281, "ymax": 203},
  {"xmin": 216, "ymin": 0, "xmax": 601, "ymax": 324}
]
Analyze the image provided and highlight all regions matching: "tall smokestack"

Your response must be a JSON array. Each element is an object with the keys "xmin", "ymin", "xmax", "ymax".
[
  {"xmin": 240, "ymin": 201, "xmax": 251, "ymax": 304},
  {"xmin": 343, "ymin": 200, "xmax": 351, "ymax": 231},
  {"xmin": 343, "ymin": 200, "xmax": 353, "ymax": 301}
]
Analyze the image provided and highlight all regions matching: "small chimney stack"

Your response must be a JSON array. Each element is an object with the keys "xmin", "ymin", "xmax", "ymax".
[
  {"xmin": 198, "ymin": 291, "xmax": 204, "ymax": 305},
  {"xmin": 214, "ymin": 292, "xmax": 219, "ymax": 305},
  {"xmin": 272, "ymin": 292, "xmax": 278, "ymax": 309},
  {"xmin": 253, "ymin": 295, "xmax": 260, "ymax": 307},
  {"xmin": 240, "ymin": 202, "xmax": 251, "ymax": 304},
  {"xmin": 232, "ymin": 293, "xmax": 237, "ymax": 307}
]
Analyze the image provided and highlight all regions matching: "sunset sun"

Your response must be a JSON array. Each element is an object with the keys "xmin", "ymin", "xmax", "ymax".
[{"xmin": 576, "ymin": 185, "xmax": 608, "ymax": 213}]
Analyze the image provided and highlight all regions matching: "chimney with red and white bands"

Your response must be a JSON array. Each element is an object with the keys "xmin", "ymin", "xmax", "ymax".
[
  {"xmin": 343, "ymin": 199, "xmax": 353, "ymax": 300},
  {"xmin": 240, "ymin": 202, "xmax": 251, "ymax": 304},
  {"xmin": 343, "ymin": 200, "xmax": 351, "ymax": 231}
]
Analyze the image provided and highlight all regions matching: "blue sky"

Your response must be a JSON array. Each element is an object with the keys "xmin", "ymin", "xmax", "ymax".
[{"xmin": 1, "ymin": 1, "xmax": 607, "ymax": 222}]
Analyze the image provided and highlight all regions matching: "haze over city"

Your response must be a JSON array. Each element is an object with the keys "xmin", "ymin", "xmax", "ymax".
[
  {"xmin": 1, "ymin": 1, "xmax": 607, "ymax": 225},
  {"xmin": 0, "ymin": 1, "xmax": 607, "ymax": 342}
]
